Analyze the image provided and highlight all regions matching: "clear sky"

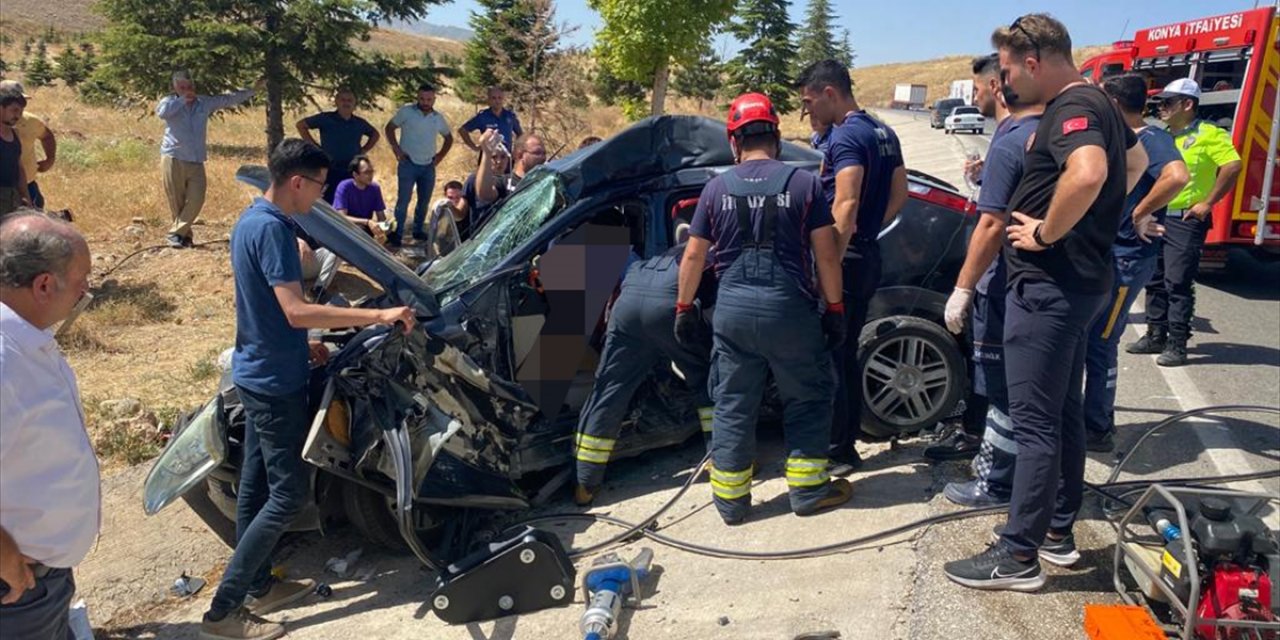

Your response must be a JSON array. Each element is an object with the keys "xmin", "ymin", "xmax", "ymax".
[{"xmin": 420, "ymin": 0, "xmax": 1269, "ymax": 66}]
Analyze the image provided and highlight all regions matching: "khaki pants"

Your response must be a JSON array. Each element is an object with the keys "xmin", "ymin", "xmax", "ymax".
[{"xmin": 162, "ymin": 156, "xmax": 207, "ymax": 238}]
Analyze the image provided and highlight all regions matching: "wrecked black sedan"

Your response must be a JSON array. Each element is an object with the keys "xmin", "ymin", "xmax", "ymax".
[{"xmin": 143, "ymin": 116, "xmax": 975, "ymax": 559}]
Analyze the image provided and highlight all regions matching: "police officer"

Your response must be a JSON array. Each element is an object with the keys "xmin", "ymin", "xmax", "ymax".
[
  {"xmin": 1084, "ymin": 75, "xmax": 1189, "ymax": 451},
  {"xmin": 1127, "ymin": 78, "xmax": 1241, "ymax": 367},
  {"xmin": 945, "ymin": 14, "xmax": 1147, "ymax": 592},
  {"xmin": 677, "ymin": 93, "xmax": 850, "ymax": 525},
  {"xmin": 936, "ymin": 54, "xmax": 1044, "ymax": 508},
  {"xmin": 573, "ymin": 240, "xmax": 717, "ymax": 506},
  {"xmin": 796, "ymin": 60, "xmax": 909, "ymax": 473}
]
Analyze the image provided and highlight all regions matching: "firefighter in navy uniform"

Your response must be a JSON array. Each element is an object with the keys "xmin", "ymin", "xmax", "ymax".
[
  {"xmin": 677, "ymin": 93, "xmax": 851, "ymax": 526},
  {"xmin": 573, "ymin": 241, "xmax": 717, "ymax": 506}
]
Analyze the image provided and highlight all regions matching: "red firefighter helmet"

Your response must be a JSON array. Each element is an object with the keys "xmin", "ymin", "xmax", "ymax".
[{"xmin": 726, "ymin": 92, "xmax": 780, "ymax": 139}]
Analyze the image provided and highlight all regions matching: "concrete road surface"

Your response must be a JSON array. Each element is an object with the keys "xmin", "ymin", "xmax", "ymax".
[{"xmin": 94, "ymin": 111, "xmax": 1278, "ymax": 640}]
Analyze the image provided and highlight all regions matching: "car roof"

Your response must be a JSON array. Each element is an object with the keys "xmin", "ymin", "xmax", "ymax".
[{"xmin": 541, "ymin": 115, "xmax": 821, "ymax": 199}]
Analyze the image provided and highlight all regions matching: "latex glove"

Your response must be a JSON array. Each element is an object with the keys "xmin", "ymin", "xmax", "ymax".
[
  {"xmin": 822, "ymin": 302, "xmax": 847, "ymax": 350},
  {"xmin": 944, "ymin": 287, "xmax": 974, "ymax": 334},
  {"xmin": 674, "ymin": 305, "xmax": 705, "ymax": 346}
]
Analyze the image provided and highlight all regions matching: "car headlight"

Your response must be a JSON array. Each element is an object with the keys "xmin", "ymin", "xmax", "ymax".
[{"xmin": 142, "ymin": 399, "xmax": 227, "ymax": 515}]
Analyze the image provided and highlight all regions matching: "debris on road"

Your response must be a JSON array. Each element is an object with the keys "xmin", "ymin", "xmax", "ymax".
[
  {"xmin": 170, "ymin": 573, "xmax": 206, "ymax": 598},
  {"xmin": 325, "ymin": 548, "xmax": 364, "ymax": 578}
]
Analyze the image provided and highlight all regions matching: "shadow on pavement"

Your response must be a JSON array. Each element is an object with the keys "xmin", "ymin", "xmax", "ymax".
[{"xmin": 1187, "ymin": 341, "xmax": 1280, "ymax": 367}]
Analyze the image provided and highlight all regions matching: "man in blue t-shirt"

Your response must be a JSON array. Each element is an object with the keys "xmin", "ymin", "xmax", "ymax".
[
  {"xmin": 933, "ymin": 54, "xmax": 1043, "ymax": 508},
  {"xmin": 797, "ymin": 59, "xmax": 908, "ymax": 473},
  {"xmin": 457, "ymin": 86, "xmax": 524, "ymax": 154},
  {"xmin": 678, "ymin": 93, "xmax": 850, "ymax": 525},
  {"xmin": 295, "ymin": 88, "xmax": 379, "ymax": 204},
  {"xmin": 201, "ymin": 139, "xmax": 414, "ymax": 640},
  {"xmin": 1082, "ymin": 74, "xmax": 1189, "ymax": 450}
]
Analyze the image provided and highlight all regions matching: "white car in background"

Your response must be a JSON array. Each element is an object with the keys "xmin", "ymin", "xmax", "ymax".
[{"xmin": 944, "ymin": 105, "xmax": 986, "ymax": 134}]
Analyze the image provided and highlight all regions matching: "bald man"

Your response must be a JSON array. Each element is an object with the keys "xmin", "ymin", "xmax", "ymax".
[{"xmin": 0, "ymin": 210, "xmax": 98, "ymax": 640}]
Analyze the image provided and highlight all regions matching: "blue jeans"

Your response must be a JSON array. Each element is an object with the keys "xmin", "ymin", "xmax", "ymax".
[
  {"xmin": 1084, "ymin": 254, "xmax": 1158, "ymax": 435},
  {"xmin": 28, "ymin": 182, "xmax": 44, "ymax": 209},
  {"xmin": 393, "ymin": 159, "xmax": 436, "ymax": 242},
  {"xmin": 209, "ymin": 385, "xmax": 311, "ymax": 617}
]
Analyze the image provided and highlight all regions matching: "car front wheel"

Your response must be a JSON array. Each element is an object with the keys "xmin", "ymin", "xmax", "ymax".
[{"xmin": 858, "ymin": 315, "xmax": 966, "ymax": 438}]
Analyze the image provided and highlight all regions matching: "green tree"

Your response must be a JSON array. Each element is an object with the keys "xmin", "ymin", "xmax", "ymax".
[
  {"xmin": 93, "ymin": 0, "xmax": 447, "ymax": 153},
  {"xmin": 792, "ymin": 0, "xmax": 840, "ymax": 75},
  {"xmin": 26, "ymin": 39, "xmax": 55, "ymax": 87},
  {"xmin": 723, "ymin": 0, "xmax": 797, "ymax": 113},
  {"xmin": 589, "ymin": 0, "xmax": 734, "ymax": 117},
  {"xmin": 672, "ymin": 40, "xmax": 724, "ymax": 111},
  {"xmin": 55, "ymin": 47, "xmax": 90, "ymax": 86},
  {"xmin": 838, "ymin": 28, "xmax": 855, "ymax": 69},
  {"xmin": 457, "ymin": 0, "xmax": 548, "ymax": 103}
]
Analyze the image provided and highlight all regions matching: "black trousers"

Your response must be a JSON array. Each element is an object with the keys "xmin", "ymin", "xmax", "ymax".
[
  {"xmin": 1144, "ymin": 213, "xmax": 1209, "ymax": 342},
  {"xmin": 831, "ymin": 248, "xmax": 881, "ymax": 456},
  {"xmin": 999, "ymin": 279, "xmax": 1107, "ymax": 556}
]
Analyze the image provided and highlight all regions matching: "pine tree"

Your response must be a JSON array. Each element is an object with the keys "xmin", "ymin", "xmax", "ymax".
[
  {"xmin": 26, "ymin": 39, "xmax": 55, "ymax": 87},
  {"xmin": 792, "ymin": 0, "xmax": 840, "ymax": 75},
  {"xmin": 723, "ymin": 0, "xmax": 797, "ymax": 113},
  {"xmin": 457, "ymin": 0, "xmax": 549, "ymax": 104},
  {"xmin": 672, "ymin": 40, "xmax": 724, "ymax": 111},
  {"xmin": 93, "ymin": 0, "xmax": 447, "ymax": 152},
  {"xmin": 55, "ymin": 47, "xmax": 89, "ymax": 86},
  {"xmin": 79, "ymin": 43, "xmax": 98, "ymax": 76},
  {"xmin": 838, "ymin": 28, "xmax": 856, "ymax": 69}
]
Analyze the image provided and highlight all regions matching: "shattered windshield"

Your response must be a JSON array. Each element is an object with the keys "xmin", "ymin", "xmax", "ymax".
[{"xmin": 423, "ymin": 172, "xmax": 568, "ymax": 301}]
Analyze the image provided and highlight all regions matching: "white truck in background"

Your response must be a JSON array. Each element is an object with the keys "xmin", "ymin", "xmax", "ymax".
[
  {"xmin": 891, "ymin": 83, "xmax": 928, "ymax": 110},
  {"xmin": 949, "ymin": 79, "xmax": 975, "ymax": 105}
]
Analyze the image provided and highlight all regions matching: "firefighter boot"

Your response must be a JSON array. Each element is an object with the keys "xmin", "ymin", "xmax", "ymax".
[
  {"xmin": 1125, "ymin": 327, "xmax": 1167, "ymax": 354},
  {"xmin": 1156, "ymin": 339, "xmax": 1188, "ymax": 367},
  {"xmin": 794, "ymin": 478, "xmax": 853, "ymax": 516}
]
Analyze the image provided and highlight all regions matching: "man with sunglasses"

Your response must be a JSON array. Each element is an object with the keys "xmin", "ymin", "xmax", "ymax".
[
  {"xmin": 1127, "ymin": 79, "xmax": 1241, "ymax": 367},
  {"xmin": 944, "ymin": 14, "xmax": 1147, "ymax": 593},
  {"xmin": 203, "ymin": 139, "xmax": 415, "ymax": 640}
]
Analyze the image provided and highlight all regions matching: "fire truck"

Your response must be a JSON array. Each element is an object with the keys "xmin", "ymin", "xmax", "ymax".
[{"xmin": 1078, "ymin": 5, "xmax": 1280, "ymax": 264}]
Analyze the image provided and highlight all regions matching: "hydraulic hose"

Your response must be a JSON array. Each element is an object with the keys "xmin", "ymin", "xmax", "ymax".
[{"xmin": 513, "ymin": 404, "xmax": 1279, "ymax": 562}]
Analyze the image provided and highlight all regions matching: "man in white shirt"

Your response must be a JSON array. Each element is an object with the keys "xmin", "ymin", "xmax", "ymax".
[
  {"xmin": 0, "ymin": 210, "xmax": 98, "ymax": 640},
  {"xmin": 383, "ymin": 84, "xmax": 453, "ymax": 249}
]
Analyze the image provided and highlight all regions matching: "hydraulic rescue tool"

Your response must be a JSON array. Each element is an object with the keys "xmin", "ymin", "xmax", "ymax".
[{"xmin": 580, "ymin": 548, "xmax": 655, "ymax": 640}]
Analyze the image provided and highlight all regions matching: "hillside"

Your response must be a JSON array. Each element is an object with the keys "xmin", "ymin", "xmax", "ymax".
[
  {"xmin": 0, "ymin": 0, "xmax": 462, "ymax": 60},
  {"xmin": 852, "ymin": 45, "xmax": 1112, "ymax": 108}
]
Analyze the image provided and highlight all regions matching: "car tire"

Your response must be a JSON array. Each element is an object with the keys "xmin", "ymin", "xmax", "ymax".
[
  {"xmin": 341, "ymin": 481, "xmax": 410, "ymax": 552},
  {"xmin": 182, "ymin": 479, "xmax": 239, "ymax": 549},
  {"xmin": 857, "ymin": 315, "xmax": 966, "ymax": 438}
]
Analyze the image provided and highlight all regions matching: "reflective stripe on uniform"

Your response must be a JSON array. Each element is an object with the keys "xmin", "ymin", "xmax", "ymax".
[
  {"xmin": 698, "ymin": 407, "xmax": 714, "ymax": 432},
  {"xmin": 575, "ymin": 432, "xmax": 615, "ymax": 464},
  {"xmin": 785, "ymin": 457, "xmax": 829, "ymax": 488},
  {"xmin": 710, "ymin": 465, "xmax": 752, "ymax": 500}
]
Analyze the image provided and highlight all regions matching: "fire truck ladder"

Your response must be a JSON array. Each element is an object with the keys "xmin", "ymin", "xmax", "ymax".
[{"xmin": 1260, "ymin": 3, "xmax": 1280, "ymax": 245}]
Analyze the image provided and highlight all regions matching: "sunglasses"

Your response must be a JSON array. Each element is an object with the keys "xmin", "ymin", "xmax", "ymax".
[{"xmin": 1009, "ymin": 17, "xmax": 1042, "ymax": 61}]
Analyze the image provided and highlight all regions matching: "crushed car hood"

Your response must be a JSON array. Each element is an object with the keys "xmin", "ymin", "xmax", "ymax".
[{"xmin": 234, "ymin": 165, "xmax": 440, "ymax": 318}]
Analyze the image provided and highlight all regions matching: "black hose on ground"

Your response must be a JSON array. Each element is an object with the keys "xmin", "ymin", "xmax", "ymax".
[{"xmin": 514, "ymin": 404, "xmax": 1279, "ymax": 561}]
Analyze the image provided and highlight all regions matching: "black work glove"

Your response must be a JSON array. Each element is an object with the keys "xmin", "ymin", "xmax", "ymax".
[
  {"xmin": 822, "ymin": 302, "xmax": 847, "ymax": 350},
  {"xmin": 674, "ymin": 304, "xmax": 704, "ymax": 346}
]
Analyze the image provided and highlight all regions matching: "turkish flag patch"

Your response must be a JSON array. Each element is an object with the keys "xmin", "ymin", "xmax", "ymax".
[{"xmin": 1062, "ymin": 116, "xmax": 1089, "ymax": 135}]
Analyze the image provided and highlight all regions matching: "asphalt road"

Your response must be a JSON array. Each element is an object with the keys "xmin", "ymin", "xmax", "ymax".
[
  {"xmin": 882, "ymin": 108, "xmax": 1280, "ymax": 640},
  {"xmin": 102, "ymin": 109, "xmax": 1278, "ymax": 640}
]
